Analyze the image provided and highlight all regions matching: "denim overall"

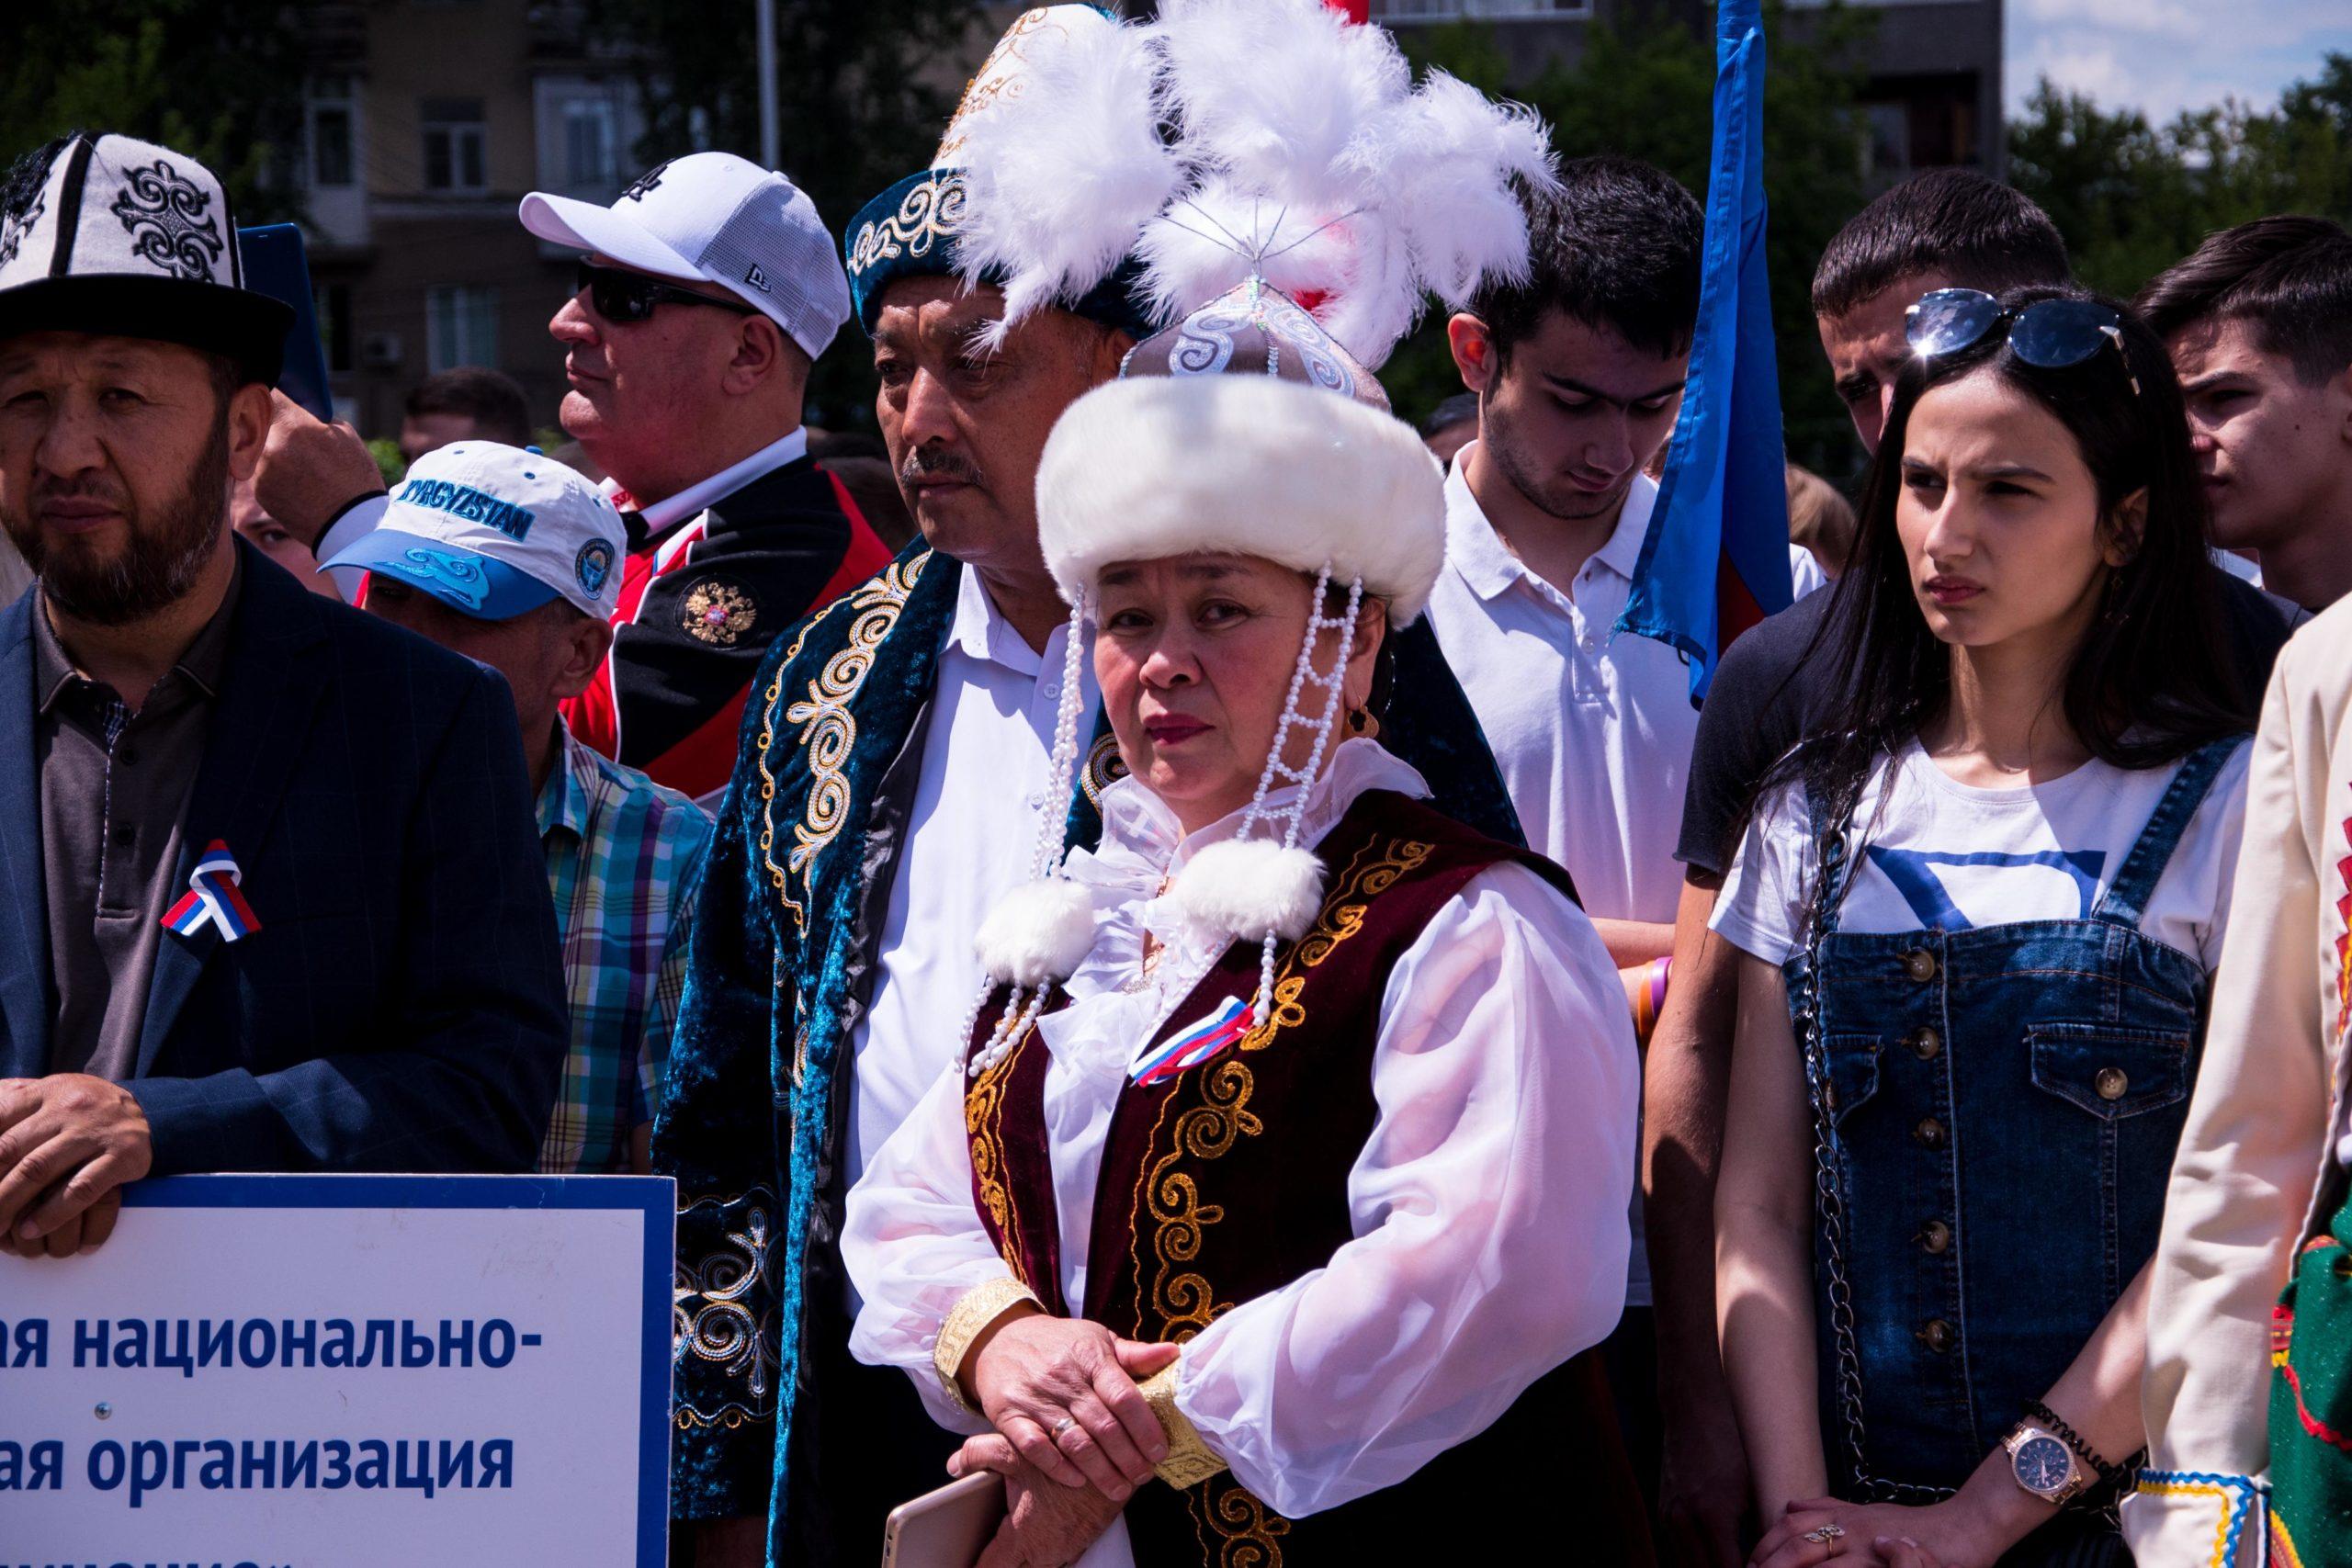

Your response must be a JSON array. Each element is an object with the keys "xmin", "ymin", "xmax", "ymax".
[{"xmin": 1787, "ymin": 739, "xmax": 2241, "ymax": 1523}]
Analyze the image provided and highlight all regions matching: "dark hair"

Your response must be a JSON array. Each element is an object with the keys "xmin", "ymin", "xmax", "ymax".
[
  {"xmin": 1811, "ymin": 169, "xmax": 2071, "ymax": 321},
  {"xmin": 1420, "ymin": 391, "xmax": 1479, "ymax": 438},
  {"xmin": 2135, "ymin": 215, "xmax": 2352, "ymax": 386},
  {"xmin": 1781, "ymin": 285, "xmax": 2253, "ymax": 829},
  {"xmin": 403, "ymin": 367, "xmax": 532, "ymax": 446},
  {"xmin": 1468, "ymin": 156, "xmax": 1703, "ymax": 363}
]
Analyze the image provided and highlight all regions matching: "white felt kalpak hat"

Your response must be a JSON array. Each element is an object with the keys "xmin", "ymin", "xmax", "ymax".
[{"xmin": 1034, "ymin": 373, "xmax": 1447, "ymax": 626}]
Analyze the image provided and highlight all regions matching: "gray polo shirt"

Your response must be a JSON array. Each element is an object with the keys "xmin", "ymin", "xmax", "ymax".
[{"xmin": 33, "ymin": 565, "xmax": 240, "ymax": 1078}]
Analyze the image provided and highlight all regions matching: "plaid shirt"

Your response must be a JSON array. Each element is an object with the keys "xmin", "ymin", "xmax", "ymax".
[{"xmin": 536, "ymin": 725, "xmax": 712, "ymax": 1173}]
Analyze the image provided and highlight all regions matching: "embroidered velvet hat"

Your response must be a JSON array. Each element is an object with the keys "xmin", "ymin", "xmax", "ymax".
[
  {"xmin": 0, "ymin": 132, "xmax": 291, "ymax": 384},
  {"xmin": 842, "ymin": 4, "xmax": 1163, "ymax": 340}
]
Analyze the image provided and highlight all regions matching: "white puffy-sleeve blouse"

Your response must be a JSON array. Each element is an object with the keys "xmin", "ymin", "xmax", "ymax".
[{"xmin": 841, "ymin": 739, "xmax": 1638, "ymax": 1567}]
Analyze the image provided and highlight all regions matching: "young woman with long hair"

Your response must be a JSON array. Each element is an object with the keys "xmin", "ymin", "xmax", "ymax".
[{"xmin": 1713, "ymin": 286, "xmax": 2257, "ymax": 1568}]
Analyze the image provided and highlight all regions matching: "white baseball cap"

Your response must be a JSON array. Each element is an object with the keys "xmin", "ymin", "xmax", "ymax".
[
  {"xmin": 323, "ymin": 442, "xmax": 627, "ymax": 621},
  {"xmin": 519, "ymin": 152, "xmax": 851, "ymax": 360}
]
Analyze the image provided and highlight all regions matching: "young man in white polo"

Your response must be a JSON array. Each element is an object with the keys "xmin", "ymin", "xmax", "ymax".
[{"xmin": 324, "ymin": 442, "xmax": 711, "ymax": 1176}]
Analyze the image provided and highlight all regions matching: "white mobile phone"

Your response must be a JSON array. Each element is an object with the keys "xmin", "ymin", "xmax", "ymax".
[{"xmin": 881, "ymin": 1469, "xmax": 1007, "ymax": 1568}]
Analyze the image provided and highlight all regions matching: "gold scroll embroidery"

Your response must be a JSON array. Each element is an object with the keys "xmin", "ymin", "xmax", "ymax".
[
  {"xmin": 755, "ymin": 554, "xmax": 930, "ymax": 933},
  {"xmin": 672, "ymin": 1192, "xmax": 778, "ymax": 1430}
]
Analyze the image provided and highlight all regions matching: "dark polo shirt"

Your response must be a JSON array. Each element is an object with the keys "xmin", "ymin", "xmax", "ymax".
[{"xmin": 32, "ymin": 562, "xmax": 240, "ymax": 1079}]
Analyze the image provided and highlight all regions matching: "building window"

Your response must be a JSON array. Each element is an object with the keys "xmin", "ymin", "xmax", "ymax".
[
  {"xmin": 422, "ymin": 97, "xmax": 487, "ymax": 193},
  {"xmin": 1369, "ymin": 0, "xmax": 1591, "ymax": 18},
  {"xmin": 308, "ymin": 79, "xmax": 356, "ymax": 189},
  {"xmin": 319, "ymin": 282, "xmax": 355, "ymax": 373},
  {"xmin": 425, "ymin": 286, "xmax": 498, "ymax": 371},
  {"xmin": 562, "ymin": 96, "xmax": 619, "ymax": 190}
]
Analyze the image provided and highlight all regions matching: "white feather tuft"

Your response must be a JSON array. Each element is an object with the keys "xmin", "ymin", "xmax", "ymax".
[
  {"xmin": 1154, "ymin": 0, "xmax": 1404, "ymax": 215},
  {"xmin": 1380, "ymin": 72, "xmax": 1559, "ymax": 310},
  {"xmin": 1167, "ymin": 840, "xmax": 1327, "ymax": 945},
  {"xmin": 953, "ymin": 11, "xmax": 1180, "ymax": 345},
  {"xmin": 974, "ymin": 878, "xmax": 1098, "ymax": 988}
]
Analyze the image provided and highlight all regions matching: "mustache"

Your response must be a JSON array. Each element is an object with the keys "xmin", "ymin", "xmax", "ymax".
[
  {"xmin": 30, "ymin": 476, "xmax": 131, "ymax": 510},
  {"xmin": 899, "ymin": 445, "xmax": 984, "ymax": 489}
]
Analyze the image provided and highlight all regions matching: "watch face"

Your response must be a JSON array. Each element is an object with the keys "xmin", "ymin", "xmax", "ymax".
[{"xmin": 2015, "ymin": 1435, "xmax": 2074, "ymax": 1495}]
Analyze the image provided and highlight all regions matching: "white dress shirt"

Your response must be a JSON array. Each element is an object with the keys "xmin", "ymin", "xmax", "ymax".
[
  {"xmin": 842, "ymin": 739, "xmax": 1637, "ymax": 1568},
  {"xmin": 1424, "ymin": 452, "xmax": 1700, "ymax": 928},
  {"xmin": 843, "ymin": 564, "xmax": 1093, "ymax": 1215}
]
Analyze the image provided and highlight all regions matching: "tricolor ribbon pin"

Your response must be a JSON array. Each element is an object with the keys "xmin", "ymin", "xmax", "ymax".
[
  {"xmin": 1132, "ymin": 996, "xmax": 1255, "ymax": 1087},
  {"xmin": 162, "ymin": 840, "xmax": 262, "ymax": 942}
]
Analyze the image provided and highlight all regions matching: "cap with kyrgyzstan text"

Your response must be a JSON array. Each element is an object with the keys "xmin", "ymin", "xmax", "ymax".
[
  {"xmin": 322, "ymin": 442, "xmax": 626, "ymax": 622},
  {"xmin": 519, "ymin": 152, "xmax": 850, "ymax": 361}
]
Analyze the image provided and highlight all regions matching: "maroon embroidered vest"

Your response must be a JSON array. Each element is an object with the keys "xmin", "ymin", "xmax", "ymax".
[{"xmin": 963, "ymin": 789, "xmax": 1652, "ymax": 1567}]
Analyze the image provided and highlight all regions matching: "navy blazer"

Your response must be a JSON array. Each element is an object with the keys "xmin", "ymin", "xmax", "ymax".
[{"xmin": 0, "ymin": 541, "xmax": 567, "ymax": 1174}]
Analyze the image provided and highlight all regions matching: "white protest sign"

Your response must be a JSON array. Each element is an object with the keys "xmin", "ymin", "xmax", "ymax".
[{"xmin": 0, "ymin": 1174, "xmax": 672, "ymax": 1567}]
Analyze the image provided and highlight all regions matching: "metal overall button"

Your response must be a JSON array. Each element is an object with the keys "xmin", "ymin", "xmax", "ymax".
[
  {"xmin": 1908, "ymin": 1026, "xmax": 1941, "ymax": 1061},
  {"xmin": 1913, "ymin": 1116, "xmax": 1946, "ymax": 1149},
  {"xmin": 1901, "ymin": 948, "xmax": 1938, "ymax": 983},
  {"xmin": 1917, "ymin": 1319, "xmax": 1955, "ymax": 1353},
  {"xmin": 1917, "ymin": 1219, "xmax": 1952, "ymax": 1254}
]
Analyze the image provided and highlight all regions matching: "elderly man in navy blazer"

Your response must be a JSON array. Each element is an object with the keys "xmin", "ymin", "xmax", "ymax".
[{"xmin": 0, "ymin": 132, "xmax": 567, "ymax": 1258}]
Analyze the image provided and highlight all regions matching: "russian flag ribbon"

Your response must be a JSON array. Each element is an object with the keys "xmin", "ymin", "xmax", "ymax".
[
  {"xmin": 1132, "ymin": 996, "xmax": 1255, "ymax": 1088},
  {"xmin": 162, "ymin": 840, "xmax": 263, "ymax": 943}
]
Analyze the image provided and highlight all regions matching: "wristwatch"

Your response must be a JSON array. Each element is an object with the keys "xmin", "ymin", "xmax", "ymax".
[{"xmin": 2003, "ymin": 1423, "xmax": 2090, "ymax": 1506}]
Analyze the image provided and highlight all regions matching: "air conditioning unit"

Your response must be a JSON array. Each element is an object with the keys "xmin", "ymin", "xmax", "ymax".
[{"xmin": 361, "ymin": 332, "xmax": 403, "ymax": 369}]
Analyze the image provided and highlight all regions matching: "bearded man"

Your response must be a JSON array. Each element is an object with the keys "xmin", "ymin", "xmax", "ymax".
[{"xmin": 0, "ymin": 133, "xmax": 567, "ymax": 1260}]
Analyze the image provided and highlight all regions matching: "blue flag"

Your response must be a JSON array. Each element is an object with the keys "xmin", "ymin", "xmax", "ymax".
[{"xmin": 1615, "ymin": 0, "xmax": 1792, "ymax": 703}]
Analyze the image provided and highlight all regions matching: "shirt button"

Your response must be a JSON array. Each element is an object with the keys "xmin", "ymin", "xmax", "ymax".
[
  {"xmin": 1908, "ymin": 1026, "xmax": 1941, "ymax": 1061},
  {"xmin": 1914, "ymin": 1116, "xmax": 1946, "ymax": 1149},
  {"xmin": 1901, "ymin": 949, "xmax": 1938, "ymax": 983},
  {"xmin": 1917, "ymin": 1318, "xmax": 1955, "ymax": 1353},
  {"xmin": 1041, "ymin": 682, "xmax": 1060, "ymax": 700},
  {"xmin": 2095, "ymin": 1067, "xmax": 2129, "ymax": 1101},
  {"xmin": 1918, "ymin": 1219, "xmax": 1952, "ymax": 1254},
  {"xmin": 118, "ymin": 745, "xmax": 141, "ymax": 766},
  {"xmin": 110, "ymin": 826, "xmax": 134, "ymax": 848}
]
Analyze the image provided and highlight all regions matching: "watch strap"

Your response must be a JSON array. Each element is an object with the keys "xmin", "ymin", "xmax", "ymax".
[{"xmin": 2022, "ymin": 1399, "xmax": 2137, "ymax": 1489}]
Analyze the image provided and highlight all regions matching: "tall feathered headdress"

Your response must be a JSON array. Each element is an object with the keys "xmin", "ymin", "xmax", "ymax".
[{"xmin": 951, "ymin": 0, "xmax": 1559, "ymax": 367}]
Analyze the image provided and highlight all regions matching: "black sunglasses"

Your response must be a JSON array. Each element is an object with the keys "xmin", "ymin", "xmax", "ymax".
[
  {"xmin": 574, "ymin": 259, "xmax": 759, "ymax": 325},
  {"xmin": 1904, "ymin": 288, "xmax": 2140, "ymax": 395}
]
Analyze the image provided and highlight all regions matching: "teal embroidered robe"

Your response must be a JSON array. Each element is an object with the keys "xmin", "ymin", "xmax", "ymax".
[{"xmin": 655, "ymin": 541, "xmax": 1519, "ymax": 1560}]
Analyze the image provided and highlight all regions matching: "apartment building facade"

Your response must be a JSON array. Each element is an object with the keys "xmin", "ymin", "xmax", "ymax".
[{"xmin": 298, "ymin": 0, "xmax": 648, "ymax": 435}]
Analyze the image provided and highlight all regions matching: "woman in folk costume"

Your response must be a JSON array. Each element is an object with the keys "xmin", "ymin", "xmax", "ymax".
[{"xmin": 840, "ymin": 372, "xmax": 1647, "ymax": 1568}]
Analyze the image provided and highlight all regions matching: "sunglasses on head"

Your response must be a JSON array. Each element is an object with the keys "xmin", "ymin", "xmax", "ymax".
[
  {"xmin": 574, "ymin": 259, "xmax": 760, "ymax": 325},
  {"xmin": 1904, "ymin": 288, "xmax": 2141, "ymax": 395}
]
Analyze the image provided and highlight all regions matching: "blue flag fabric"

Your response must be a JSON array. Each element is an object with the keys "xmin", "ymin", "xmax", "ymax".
[{"xmin": 1615, "ymin": 0, "xmax": 1792, "ymax": 704}]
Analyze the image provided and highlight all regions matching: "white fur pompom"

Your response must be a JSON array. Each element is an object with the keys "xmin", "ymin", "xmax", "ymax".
[
  {"xmin": 975, "ymin": 878, "xmax": 1097, "ymax": 987},
  {"xmin": 1168, "ymin": 840, "xmax": 1327, "ymax": 945}
]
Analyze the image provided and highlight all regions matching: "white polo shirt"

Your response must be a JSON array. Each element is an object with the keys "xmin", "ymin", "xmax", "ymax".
[{"xmin": 1425, "ymin": 452, "xmax": 1700, "ymax": 928}]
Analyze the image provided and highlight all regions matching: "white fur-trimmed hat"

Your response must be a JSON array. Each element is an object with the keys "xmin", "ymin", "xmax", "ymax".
[{"xmin": 1034, "ymin": 374, "xmax": 1447, "ymax": 625}]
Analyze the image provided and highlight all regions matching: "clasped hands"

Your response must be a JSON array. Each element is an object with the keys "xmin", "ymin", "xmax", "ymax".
[
  {"xmin": 0, "ymin": 1074, "xmax": 153, "ymax": 1258},
  {"xmin": 950, "ymin": 1307, "xmax": 1182, "ymax": 1568}
]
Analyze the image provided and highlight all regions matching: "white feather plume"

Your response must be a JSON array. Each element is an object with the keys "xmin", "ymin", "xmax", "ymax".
[
  {"xmin": 952, "ymin": 11, "xmax": 1180, "ymax": 345},
  {"xmin": 1139, "ymin": 2, "xmax": 1559, "ymax": 368}
]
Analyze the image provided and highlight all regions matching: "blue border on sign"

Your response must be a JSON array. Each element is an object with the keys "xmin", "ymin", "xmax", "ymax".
[{"xmin": 123, "ymin": 1174, "xmax": 675, "ymax": 1566}]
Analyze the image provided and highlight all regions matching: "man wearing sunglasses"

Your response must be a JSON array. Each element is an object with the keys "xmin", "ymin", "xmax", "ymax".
[{"xmin": 514, "ymin": 153, "xmax": 893, "ymax": 807}]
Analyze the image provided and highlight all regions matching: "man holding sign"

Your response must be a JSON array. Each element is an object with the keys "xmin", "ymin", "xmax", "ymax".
[{"xmin": 0, "ymin": 133, "xmax": 568, "ymax": 1257}]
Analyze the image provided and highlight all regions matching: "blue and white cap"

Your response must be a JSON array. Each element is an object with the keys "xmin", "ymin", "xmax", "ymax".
[{"xmin": 323, "ymin": 443, "xmax": 625, "ymax": 621}]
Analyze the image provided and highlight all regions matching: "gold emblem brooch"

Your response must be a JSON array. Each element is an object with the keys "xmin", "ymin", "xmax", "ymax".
[{"xmin": 684, "ymin": 580, "xmax": 758, "ymax": 646}]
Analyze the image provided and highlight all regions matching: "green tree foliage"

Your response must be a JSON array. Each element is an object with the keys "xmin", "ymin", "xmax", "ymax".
[
  {"xmin": 1388, "ymin": 2, "xmax": 1876, "ymax": 472},
  {"xmin": 0, "ymin": 0, "xmax": 307, "ymax": 223},
  {"xmin": 2008, "ymin": 57, "xmax": 2352, "ymax": 299},
  {"xmin": 590, "ymin": 0, "xmax": 989, "ymax": 427}
]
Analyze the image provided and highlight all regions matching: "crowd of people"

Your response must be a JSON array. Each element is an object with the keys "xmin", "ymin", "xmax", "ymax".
[{"xmin": 5, "ymin": 3, "xmax": 2352, "ymax": 1567}]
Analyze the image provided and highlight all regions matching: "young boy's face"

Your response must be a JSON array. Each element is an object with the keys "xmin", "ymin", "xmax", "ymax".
[{"xmin": 2169, "ymin": 315, "xmax": 2352, "ymax": 558}]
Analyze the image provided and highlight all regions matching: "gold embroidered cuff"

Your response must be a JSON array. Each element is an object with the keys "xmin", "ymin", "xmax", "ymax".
[
  {"xmin": 1137, "ymin": 1362, "xmax": 1227, "ymax": 1489},
  {"xmin": 933, "ymin": 1277, "xmax": 1041, "ymax": 1414}
]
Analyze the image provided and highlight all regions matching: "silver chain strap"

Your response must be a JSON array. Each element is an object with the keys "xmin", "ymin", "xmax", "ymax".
[{"xmin": 1794, "ymin": 809, "xmax": 1951, "ymax": 1505}]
